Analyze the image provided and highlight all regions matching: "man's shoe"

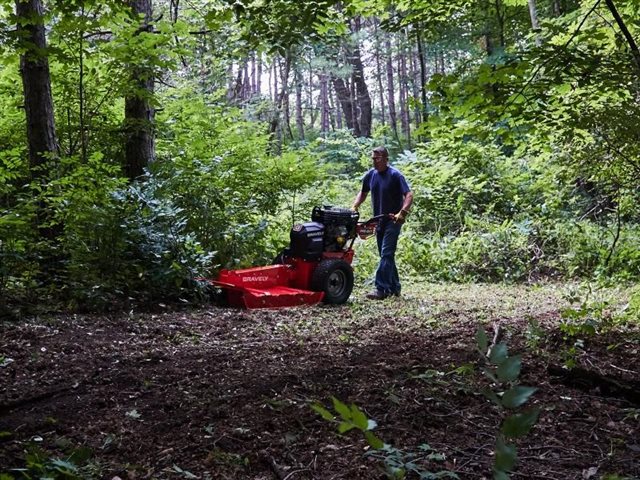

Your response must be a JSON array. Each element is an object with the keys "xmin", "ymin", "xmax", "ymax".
[{"xmin": 366, "ymin": 290, "xmax": 388, "ymax": 300}]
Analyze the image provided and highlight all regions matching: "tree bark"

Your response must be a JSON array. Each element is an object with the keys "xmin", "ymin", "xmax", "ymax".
[
  {"xmin": 319, "ymin": 73, "xmax": 330, "ymax": 134},
  {"xmin": 269, "ymin": 52, "xmax": 291, "ymax": 151},
  {"xmin": 527, "ymin": 0, "xmax": 542, "ymax": 46},
  {"xmin": 332, "ymin": 76, "xmax": 359, "ymax": 135},
  {"xmin": 349, "ymin": 18, "xmax": 372, "ymax": 137},
  {"xmin": 256, "ymin": 52, "xmax": 262, "ymax": 95},
  {"xmin": 124, "ymin": 0, "xmax": 155, "ymax": 181},
  {"xmin": 15, "ymin": 0, "xmax": 59, "ymax": 174},
  {"xmin": 374, "ymin": 19, "xmax": 386, "ymax": 126},
  {"xmin": 415, "ymin": 27, "xmax": 429, "ymax": 124},
  {"xmin": 295, "ymin": 66, "xmax": 304, "ymax": 140},
  {"xmin": 409, "ymin": 40, "xmax": 421, "ymax": 128},
  {"xmin": 333, "ymin": 81, "xmax": 343, "ymax": 129},
  {"xmin": 397, "ymin": 32, "xmax": 410, "ymax": 147},
  {"xmin": 385, "ymin": 36, "xmax": 399, "ymax": 142}
]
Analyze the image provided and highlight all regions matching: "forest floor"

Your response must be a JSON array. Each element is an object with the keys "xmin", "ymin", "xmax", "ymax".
[{"xmin": 1, "ymin": 282, "xmax": 639, "ymax": 480}]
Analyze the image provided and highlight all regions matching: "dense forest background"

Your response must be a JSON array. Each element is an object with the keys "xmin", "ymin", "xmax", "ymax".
[{"xmin": 1, "ymin": 0, "xmax": 640, "ymax": 314}]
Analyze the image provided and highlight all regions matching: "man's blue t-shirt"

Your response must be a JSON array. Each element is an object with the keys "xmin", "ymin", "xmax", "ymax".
[{"xmin": 361, "ymin": 166, "xmax": 411, "ymax": 216}]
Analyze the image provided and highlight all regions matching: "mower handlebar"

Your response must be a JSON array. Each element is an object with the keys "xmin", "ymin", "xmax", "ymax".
[
  {"xmin": 358, "ymin": 214, "xmax": 388, "ymax": 225},
  {"xmin": 354, "ymin": 214, "xmax": 389, "ymax": 241}
]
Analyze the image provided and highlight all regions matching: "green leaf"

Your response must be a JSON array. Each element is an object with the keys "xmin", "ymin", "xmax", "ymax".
[
  {"xmin": 501, "ymin": 386, "xmax": 537, "ymax": 409},
  {"xmin": 501, "ymin": 408, "xmax": 540, "ymax": 438},
  {"xmin": 331, "ymin": 397, "xmax": 351, "ymax": 421},
  {"xmin": 494, "ymin": 436, "xmax": 517, "ymax": 472},
  {"xmin": 350, "ymin": 404, "xmax": 369, "ymax": 431},
  {"xmin": 337, "ymin": 421, "xmax": 356, "ymax": 434},
  {"xmin": 489, "ymin": 343, "xmax": 508, "ymax": 365},
  {"xmin": 51, "ymin": 458, "xmax": 78, "ymax": 473},
  {"xmin": 476, "ymin": 325, "xmax": 488, "ymax": 354},
  {"xmin": 364, "ymin": 430, "xmax": 385, "ymax": 450},
  {"xmin": 481, "ymin": 387, "xmax": 502, "ymax": 406},
  {"xmin": 496, "ymin": 355, "xmax": 522, "ymax": 382},
  {"xmin": 311, "ymin": 403, "xmax": 334, "ymax": 421},
  {"xmin": 493, "ymin": 468, "xmax": 511, "ymax": 480}
]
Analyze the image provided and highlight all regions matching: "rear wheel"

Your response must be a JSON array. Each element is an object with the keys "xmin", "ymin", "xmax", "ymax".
[{"xmin": 311, "ymin": 259, "xmax": 354, "ymax": 305}]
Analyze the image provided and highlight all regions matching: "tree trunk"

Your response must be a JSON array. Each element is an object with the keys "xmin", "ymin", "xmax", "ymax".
[
  {"xmin": 385, "ymin": 36, "xmax": 399, "ymax": 142},
  {"xmin": 398, "ymin": 34, "xmax": 410, "ymax": 147},
  {"xmin": 256, "ymin": 52, "xmax": 262, "ymax": 95},
  {"xmin": 349, "ymin": 18, "xmax": 372, "ymax": 137},
  {"xmin": 269, "ymin": 52, "xmax": 291, "ymax": 152},
  {"xmin": 124, "ymin": 0, "xmax": 155, "ymax": 181},
  {"xmin": 332, "ymin": 76, "xmax": 359, "ymax": 135},
  {"xmin": 15, "ymin": 0, "xmax": 59, "ymax": 175},
  {"xmin": 282, "ymin": 62, "xmax": 293, "ymax": 141},
  {"xmin": 333, "ymin": 82, "xmax": 343, "ymax": 129},
  {"xmin": 374, "ymin": 20, "xmax": 386, "ymax": 126},
  {"xmin": 527, "ymin": 0, "xmax": 542, "ymax": 46},
  {"xmin": 295, "ymin": 66, "xmax": 304, "ymax": 140},
  {"xmin": 415, "ymin": 27, "xmax": 428, "ymax": 124},
  {"xmin": 495, "ymin": 0, "xmax": 506, "ymax": 50},
  {"xmin": 409, "ymin": 41, "xmax": 421, "ymax": 128},
  {"xmin": 319, "ymin": 73, "xmax": 330, "ymax": 134}
]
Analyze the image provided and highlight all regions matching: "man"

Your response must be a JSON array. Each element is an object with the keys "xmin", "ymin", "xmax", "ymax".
[{"xmin": 351, "ymin": 146, "xmax": 413, "ymax": 299}]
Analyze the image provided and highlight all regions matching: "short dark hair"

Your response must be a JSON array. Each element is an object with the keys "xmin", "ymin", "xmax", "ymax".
[{"xmin": 372, "ymin": 146, "xmax": 388, "ymax": 158}]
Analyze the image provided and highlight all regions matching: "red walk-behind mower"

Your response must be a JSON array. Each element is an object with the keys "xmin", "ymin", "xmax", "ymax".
[{"xmin": 206, "ymin": 206, "xmax": 383, "ymax": 309}]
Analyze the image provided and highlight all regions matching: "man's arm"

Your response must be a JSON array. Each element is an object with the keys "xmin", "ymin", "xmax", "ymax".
[
  {"xmin": 401, "ymin": 191, "xmax": 413, "ymax": 213},
  {"xmin": 392, "ymin": 191, "xmax": 413, "ymax": 223},
  {"xmin": 351, "ymin": 190, "xmax": 368, "ymax": 212}
]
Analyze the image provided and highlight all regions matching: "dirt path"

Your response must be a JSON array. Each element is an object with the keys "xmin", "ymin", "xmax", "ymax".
[{"xmin": 1, "ymin": 284, "xmax": 639, "ymax": 479}]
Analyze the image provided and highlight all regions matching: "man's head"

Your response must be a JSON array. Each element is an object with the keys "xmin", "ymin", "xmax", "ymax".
[{"xmin": 372, "ymin": 146, "xmax": 389, "ymax": 172}]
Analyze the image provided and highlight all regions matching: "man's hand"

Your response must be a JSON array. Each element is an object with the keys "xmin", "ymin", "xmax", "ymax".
[
  {"xmin": 391, "ymin": 209, "xmax": 409, "ymax": 224},
  {"xmin": 350, "ymin": 204, "xmax": 359, "ymax": 213}
]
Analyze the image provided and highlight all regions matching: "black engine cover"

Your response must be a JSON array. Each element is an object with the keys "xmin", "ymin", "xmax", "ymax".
[{"xmin": 289, "ymin": 221, "xmax": 324, "ymax": 259}]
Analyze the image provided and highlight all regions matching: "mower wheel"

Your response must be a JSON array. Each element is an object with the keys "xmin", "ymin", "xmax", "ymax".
[{"xmin": 311, "ymin": 258, "xmax": 354, "ymax": 304}]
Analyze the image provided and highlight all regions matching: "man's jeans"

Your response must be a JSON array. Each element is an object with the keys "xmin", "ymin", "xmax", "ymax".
[{"xmin": 375, "ymin": 220, "xmax": 402, "ymax": 295}]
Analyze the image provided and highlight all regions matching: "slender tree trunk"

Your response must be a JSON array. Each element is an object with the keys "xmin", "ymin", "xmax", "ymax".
[
  {"xmin": 269, "ymin": 52, "xmax": 291, "ymax": 152},
  {"xmin": 226, "ymin": 63, "xmax": 234, "ymax": 100},
  {"xmin": 124, "ymin": 0, "xmax": 155, "ymax": 180},
  {"xmin": 242, "ymin": 61, "xmax": 250, "ymax": 99},
  {"xmin": 256, "ymin": 52, "xmax": 262, "ymax": 95},
  {"xmin": 398, "ymin": 34, "xmax": 410, "ymax": 147},
  {"xmin": 295, "ymin": 67, "xmax": 304, "ymax": 140},
  {"xmin": 319, "ymin": 73, "xmax": 330, "ymax": 134},
  {"xmin": 385, "ymin": 36, "xmax": 399, "ymax": 142},
  {"xmin": 250, "ymin": 52, "xmax": 256, "ymax": 94},
  {"xmin": 374, "ymin": 19, "xmax": 386, "ymax": 126},
  {"xmin": 409, "ymin": 41, "xmax": 421, "ymax": 128},
  {"xmin": 308, "ymin": 65, "xmax": 315, "ymax": 129},
  {"xmin": 415, "ymin": 26, "xmax": 429, "ymax": 124},
  {"xmin": 282, "ymin": 60, "xmax": 293, "ymax": 140},
  {"xmin": 333, "ymin": 82, "xmax": 343, "ymax": 129},
  {"xmin": 527, "ymin": 0, "xmax": 542, "ymax": 46},
  {"xmin": 272, "ymin": 57, "xmax": 278, "ymax": 103},
  {"xmin": 15, "ymin": 0, "xmax": 59, "ymax": 175},
  {"xmin": 495, "ymin": 0, "xmax": 505, "ymax": 50},
  {"xmin": 349, "ymin": 18, "xmax": 372, "ymax": 137}
]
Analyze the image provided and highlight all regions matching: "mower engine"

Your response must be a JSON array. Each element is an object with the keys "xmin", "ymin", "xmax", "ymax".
[{"xmin": 289, "ymin": 206, "xmax": 359, "ymax": 259}]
